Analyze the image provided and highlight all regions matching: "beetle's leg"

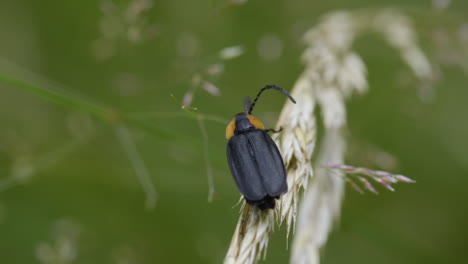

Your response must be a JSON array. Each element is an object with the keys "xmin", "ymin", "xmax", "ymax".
[{"xmin": 265, "ymin": 126, "xmax": 283, "ymax": 134}]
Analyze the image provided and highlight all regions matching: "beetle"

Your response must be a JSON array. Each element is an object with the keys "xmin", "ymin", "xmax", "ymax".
[{"xmin": 226, "ymin": 85, "xmax": 296, "ymax": 210}]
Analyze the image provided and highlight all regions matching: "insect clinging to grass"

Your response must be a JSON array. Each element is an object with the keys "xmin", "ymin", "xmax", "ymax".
[{"xmin": 226, "ymin": 85, "xmax": 296, "ymax": 210}]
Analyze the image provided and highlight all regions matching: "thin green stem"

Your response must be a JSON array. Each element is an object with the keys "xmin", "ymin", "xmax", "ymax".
[
  {"xmin": 0, "ymin": 73, "xmax": 172, "ymax": 139},
  {"xmin": 115, "ymin": 125, "xmax": 158, "ymax": 210},
  {"xmin": 0, "ymin": 73, "xmax": 110, "ymax": 120},
  {"xmin": 126, "ymin": 110, "xmax": 229, "ymax": 126},
  {"xmin": 197, "ymin": 117, "xmax": 216, "ymax": 202}
]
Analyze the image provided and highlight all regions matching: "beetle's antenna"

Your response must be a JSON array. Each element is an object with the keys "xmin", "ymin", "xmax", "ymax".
[
  {"xmin": 244, "ymin": 97, "xmax": 252, "ymax": 113},
  {"xmin": 248, "ymin": 85, "xmax": 296, "ymax": 114}
]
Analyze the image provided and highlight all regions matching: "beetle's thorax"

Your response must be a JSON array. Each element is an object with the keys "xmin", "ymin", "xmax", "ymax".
[
  {"xmin": 225, "ymin": 113, "xmax": 265, "ymax": 139},
  {"xmin": 234, "ymin": 113, "xmax": 255, "ymax": 134}
]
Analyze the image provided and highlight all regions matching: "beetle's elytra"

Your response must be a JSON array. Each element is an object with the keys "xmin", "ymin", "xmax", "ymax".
[{"xmin": 226, "ymin": 85, "xmax": 296, "ymax": 210}]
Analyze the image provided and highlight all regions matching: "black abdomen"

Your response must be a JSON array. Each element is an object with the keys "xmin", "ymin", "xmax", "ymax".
[{"xmin": 226, "ymin": 129, "xmax": 288, "ymax": 210}]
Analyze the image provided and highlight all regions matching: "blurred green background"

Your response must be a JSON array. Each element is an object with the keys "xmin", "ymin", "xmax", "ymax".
[{"xmin": 1, "ymin": 0, "xmax": 467, "ymax": 263}]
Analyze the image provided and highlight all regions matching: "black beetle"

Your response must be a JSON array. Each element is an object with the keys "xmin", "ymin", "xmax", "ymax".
[{"xmin": 226, "ymin": 85, "xmax": 296, "ymax": 210}]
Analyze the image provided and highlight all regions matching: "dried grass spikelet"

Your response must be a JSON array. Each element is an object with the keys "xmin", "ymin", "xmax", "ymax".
[
  {"xmin": 373, "ymin": 10, "xmax": 432, "ymax": 80},
  {"xmin": 225, "ymin": 9, "xmax": 431, "ymax": 264},
  {"xmin": 273, "ymin": 74, "xmax": 316, "ymax": 236},
  {"xmin": 225, "ymin": 204, "xmax": 275, "ymax": 264},
  {"xmin": 290, "ymin": 128, "xmax": 346, "ymax": 264},
  {"xmin": 291, "ymin": 9, "xmax": 431, "ymax": 264},
  {"xmin": 289, "ymin": 12, "xmax": 366, "ymax": 264}
]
